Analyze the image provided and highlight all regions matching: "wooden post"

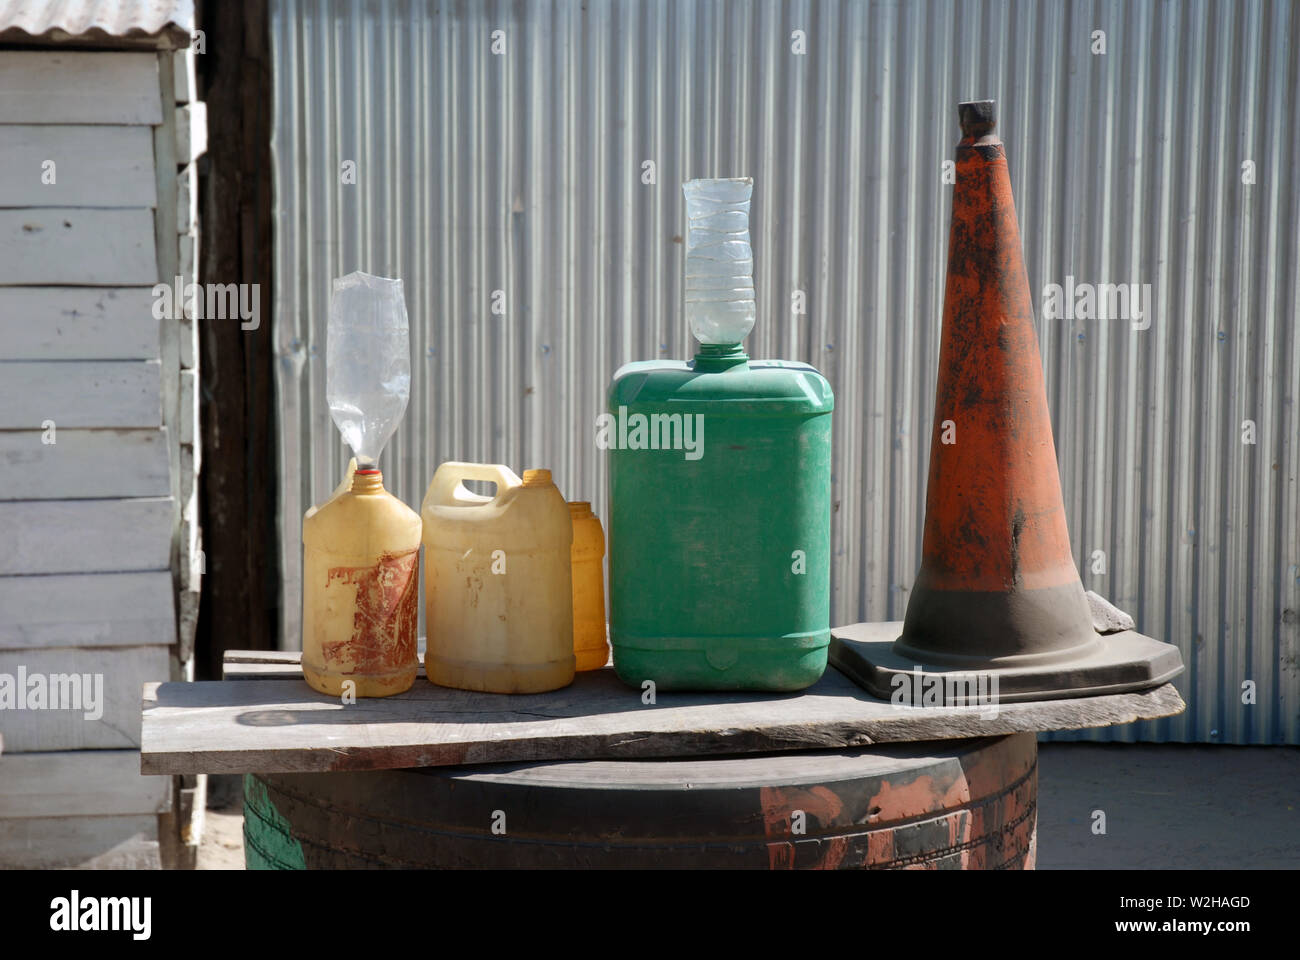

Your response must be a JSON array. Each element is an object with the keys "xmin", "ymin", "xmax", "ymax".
[{"xmin": 194, "ymin": 0, "xmax": 278, "ymax": 678}]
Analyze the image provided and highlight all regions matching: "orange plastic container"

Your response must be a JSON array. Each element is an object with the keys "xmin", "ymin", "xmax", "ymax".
[{"xmin": 569, "ymin": 501, "xmax": 609, "ymax": 670}]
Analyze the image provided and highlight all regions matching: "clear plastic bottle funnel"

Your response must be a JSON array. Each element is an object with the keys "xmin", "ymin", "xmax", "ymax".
[
  {"xmin": 326, "ymin": 271, "xmax": 411, "ymax": 467},
  {"xmin": 683, "ymin": 177, "xmax": 755, "ymax": 345}
]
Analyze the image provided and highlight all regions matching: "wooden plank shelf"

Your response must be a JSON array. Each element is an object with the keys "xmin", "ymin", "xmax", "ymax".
[{"xmin": 140, "ymin": 628, "xmax": 1186, "ymax": 776}]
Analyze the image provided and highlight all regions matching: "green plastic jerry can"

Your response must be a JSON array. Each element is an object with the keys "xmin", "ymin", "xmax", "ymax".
[{"xmin": 605, "ymin": 178, "xmax": 834, "ymax": 691}]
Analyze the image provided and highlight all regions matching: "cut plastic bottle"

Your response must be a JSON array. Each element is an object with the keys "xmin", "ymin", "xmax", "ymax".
[
  {"xmin": 326, "ymin": 272, "xmax": 411, "ymax": 467},
  {"xmin": 682, "ymin": 177, "xmax": 756, "ymax": 345},
  {"xmin": 302, "ymin": 272, "xmax": 420, "ymax": 698}
]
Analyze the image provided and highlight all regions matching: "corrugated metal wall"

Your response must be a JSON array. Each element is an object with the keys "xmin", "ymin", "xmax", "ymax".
[{"xmin": 270, "ymin": 0, "xmax": 1300, "ymax": 743}]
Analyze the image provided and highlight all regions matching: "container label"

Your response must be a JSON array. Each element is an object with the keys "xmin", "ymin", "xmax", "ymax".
[{"xmin": 323, "ymin": 550, "xmax": 419, "ymax": 672}]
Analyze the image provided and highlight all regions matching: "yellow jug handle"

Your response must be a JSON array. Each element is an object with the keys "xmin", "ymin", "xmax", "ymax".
[{"xmin": 424, "ymin": 462, "xmax": 521, "ymax": 510}]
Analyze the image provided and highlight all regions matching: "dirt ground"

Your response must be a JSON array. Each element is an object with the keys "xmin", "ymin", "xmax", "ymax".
[
  {"xmin": 196, "ymin": 807, "xmax": 245, "ymax": 869},
  {"xmin": 199, "ymin": 744, "xmax": 1299, "ymax": 869},
  {"xmin": 195, "ymin": 776, "xmax": 246, "ymax": 870}
]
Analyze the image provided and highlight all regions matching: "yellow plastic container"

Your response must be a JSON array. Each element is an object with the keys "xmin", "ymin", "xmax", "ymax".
[
  {"xmin": 422, "ymin": 463, "xmax": 575, "ymax": 693},
  {"xmin": 569, "ymin": 501, "xmax": 609, "ymax": 670},
  {"xmin": 301, "ymin": 467, "xmax": 422, "ymax": 697}
]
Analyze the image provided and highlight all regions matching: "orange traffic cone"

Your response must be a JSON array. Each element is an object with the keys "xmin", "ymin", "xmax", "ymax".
[{"xmin": 832, "ymin": 101, "xmax": 1182, "ymax": 704}]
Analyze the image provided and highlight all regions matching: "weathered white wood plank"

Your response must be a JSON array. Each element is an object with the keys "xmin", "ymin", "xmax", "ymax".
[
  {"xmin": 0, "ymin": 125, "xmax": 156, "ymax": 207},
  {"xmin": 1, "ymin": 645, "xmax": 170, "ymax": 751},
  {"xmin": 0, "ymin": 751, "xmax": 170, "ymax": 817},
  {"xmin": 179, "ymin": 314, "xmax": 197, "ymax": 369},
  {"xmin": 176, "ymin": 163, "xmax": 197, "ymax": 234},
  {"xmin": 177, "ymin": 587, "xmax": 200, "ymax": 662},
  {"xmin": 154, "ymin": 59, "xmax": 183, "ymax": 579},
  {"xmin": 0, "ymin": 815, "xmax": 160, "ymax": 869},
  {"xmin": 0, "ymin": 52, "xmax": 161, "ymax": 125},
  {"xmin": 0, "ymin": 497, "xmax": 173, "ymax": 575},
  {"xmin": 0, "ymin": 428, "xmax": 170, "ymax": 500},
  {"xmin": 179, "ymin": 229, "xmax": 198, "ymax": 278},
  {"xmin": 141, "ymin": 654, "xmax": 1187, "ymax": 775},
  {"xmin": 178, "ymin": 777, "xmax": 205, "ymax": 848},
  {"xmin": 178, "ymin": 503, "xmax": 201, "ymax": 592},
  {"xmin": 0, "ymin": 360, "xmax": 160, "ymax": 428},
  {"xmin": 180, "ymin": 465, "xmax": 198, "ymax": 526},
  {"xmin": 0, "ymin": 208, "xmax": 157, "ymax": 285},
  {"xmin": 167, "ymin": 649, "xmax": 191, "ymax": 683},
  {"xmin": 0, "ymin": 288, "xmax": 159, "ymax": 360},
  {"xmin": 179, "ymin": 369, "xmax": 198, "ymax": 445},
  {"xmin": 180, "ymin": 442, "xmax": 200, "ymax": 500},
  {"xmin": 179, "ymin": 444, "xmax": 199, "ymax": 601},
  {"xmin": 224, "ymin": 650, "xmax": 303, "ymax": 666},
  {"xmin": 174, "ymin": 49, "xmax": 196, "ymax": 105},
  {"xmin": 176, "ymin": 102, "xmax": 206, "ymax": 163},
  {"xmin": 0, "ymin": 572, "xmax": 175, "ymax": 649}
]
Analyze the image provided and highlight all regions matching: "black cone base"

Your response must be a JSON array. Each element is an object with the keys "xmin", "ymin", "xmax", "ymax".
[
  {"xmin": 830, "ymin": 621, "xmax": 1184, "ymax": 706},
  {"xmin": 900, "ymin": 576, "xmax": 1099, "ymax": 665}
]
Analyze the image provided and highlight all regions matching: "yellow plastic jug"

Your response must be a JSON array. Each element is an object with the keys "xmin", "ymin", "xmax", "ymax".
[
  {"xmin": 302, "ymin": 467, "xmax": 422, "ymax": 697},
  {"xmin": 569, "ymin": 501, "xmax": 609, "ymax": 670},
  {"xmin": 422, "ymin": 463, "xmax": 575, "ymax": 693}
]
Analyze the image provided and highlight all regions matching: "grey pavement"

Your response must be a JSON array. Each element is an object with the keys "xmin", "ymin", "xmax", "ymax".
[{"xmin": 1036, "ymin": 742, "xmax": 1299, "ymax": 869}]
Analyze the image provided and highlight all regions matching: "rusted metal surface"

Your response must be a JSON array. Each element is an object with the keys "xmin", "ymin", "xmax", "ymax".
[
  {"xmin": 761, "ymin": 731, "xmax": 1038, "ymax": 869},
  {"xmin": 243, "ymin": 732, "xmax": 1038, "ymax": 869}
]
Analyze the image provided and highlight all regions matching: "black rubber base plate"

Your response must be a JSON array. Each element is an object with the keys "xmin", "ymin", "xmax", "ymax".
[{"xmin": 830, "ymin": 621, "xmax": 1184, "ymax": 705}]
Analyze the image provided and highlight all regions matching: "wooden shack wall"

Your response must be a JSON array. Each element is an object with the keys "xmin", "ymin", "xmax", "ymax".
[{"xmin": 0, "ymin": 46, "xmax": 205, "ymax": 869}]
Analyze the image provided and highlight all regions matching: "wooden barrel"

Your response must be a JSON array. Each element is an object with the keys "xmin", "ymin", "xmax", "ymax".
[{"xmin": 244, "ymin": 732, "xmax": 1036, "ymax": 869}]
